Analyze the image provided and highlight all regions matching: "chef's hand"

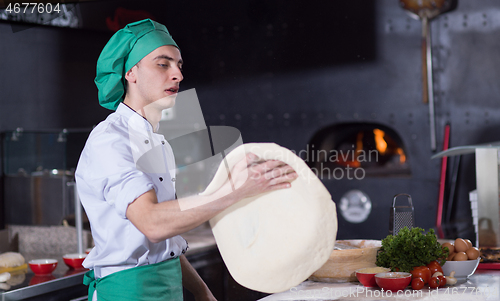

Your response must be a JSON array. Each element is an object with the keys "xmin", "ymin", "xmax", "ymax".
[{"xmin": 227, "ymin": 152, "xmax": 298, "ymax": 199}]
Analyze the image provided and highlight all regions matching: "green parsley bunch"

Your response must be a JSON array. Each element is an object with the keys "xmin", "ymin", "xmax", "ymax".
[{"xmin": 375, "ymin": 227, "xmax": 448, "ymax": 273}]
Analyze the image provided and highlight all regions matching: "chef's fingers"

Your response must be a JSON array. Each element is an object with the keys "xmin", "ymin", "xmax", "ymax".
[
  {"xmin": 264, "ymin": 165, "xmax": 298, "ymax": 185},
  {"xmin": 246, "ymin": 152, "xmax": 260, "ymax": 164},
  {"xmin": 266, "ymin": 171, "xmax": 299, "ymax": 190},
  {"xmin": 262, "ymin": 163, "xmax": 295, "ymax": 179},
  {"xmin": 249, "ymin": 158, "xmax": 288, "ymax": 174}
]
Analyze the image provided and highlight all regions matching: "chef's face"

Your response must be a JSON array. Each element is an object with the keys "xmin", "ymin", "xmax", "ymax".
[{"xmin": 128, "ymin": 45, "xmax": 183, "ymax": 110}]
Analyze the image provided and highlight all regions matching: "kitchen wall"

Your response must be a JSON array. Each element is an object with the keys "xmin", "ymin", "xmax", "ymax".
[
  {"xmin": 1, "ymin": 0, "xmax": 499, "ymax": 242},
  {"xmin": 0, "ymin": 18, "xmax": 112, "ymax": 228},
  {"xmin": 193, "ymin": 0, "xmax": 500, "ymax": 241}
]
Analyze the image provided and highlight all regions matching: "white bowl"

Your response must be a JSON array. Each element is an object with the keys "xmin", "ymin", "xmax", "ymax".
[{"xmin": 441, "ymin": 258, "xmax": 480, "ymax": 280}]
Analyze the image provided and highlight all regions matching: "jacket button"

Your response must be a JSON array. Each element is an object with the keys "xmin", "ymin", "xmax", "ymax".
[
  {"xmin": 159, "ymin": 177, "xmax": 163, "ymax": 181},
  {"xmin": 161, "ymin": 141, "xmax": 165, "ymax": 145},
  {"xmin": 170, "ymin": 252, "xmax": 175, "ymax": 257},
  {"xmin": 144, "ymin": 140, "xmax": 149, "ymax": 144}
]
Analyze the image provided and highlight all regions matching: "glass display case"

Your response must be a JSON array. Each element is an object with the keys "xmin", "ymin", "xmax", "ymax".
[{"xmin": 2, "ymin": 128, "xmax": 90, "ymax": 226}]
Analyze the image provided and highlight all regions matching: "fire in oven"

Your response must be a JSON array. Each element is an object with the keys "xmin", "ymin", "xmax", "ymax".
[{"xmin": 306, "ymin": 122, "xmax": 409, "ymax": 180}]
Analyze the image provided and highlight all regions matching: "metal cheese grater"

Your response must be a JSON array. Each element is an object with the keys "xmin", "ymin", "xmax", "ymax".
[{"xmin": 389, "ymin": 193, "xmax": 415, "ymax": 236}]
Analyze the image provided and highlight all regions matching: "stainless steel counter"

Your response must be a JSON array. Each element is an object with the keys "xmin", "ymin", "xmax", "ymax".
[
  {"xmin": 0, "ymin": 260, "xmax": 87, "ymax": 301},
  {"xmin": 0, "ymin": 225, "xmax": 217, "ymax": 301},
  {"xmin": 259, "ymin": 270, "xmax": 500, "ymax": 301}
]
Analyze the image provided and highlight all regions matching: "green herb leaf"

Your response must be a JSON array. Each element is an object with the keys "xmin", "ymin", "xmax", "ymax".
[{"xmin": 375, "ymin": 227, "xmax": 448, "ymax": 272}]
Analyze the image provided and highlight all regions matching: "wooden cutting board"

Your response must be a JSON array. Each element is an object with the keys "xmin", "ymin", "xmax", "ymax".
[{"xmin": 309, "ymin": 240, "xmax": 381, "ymax": 283}]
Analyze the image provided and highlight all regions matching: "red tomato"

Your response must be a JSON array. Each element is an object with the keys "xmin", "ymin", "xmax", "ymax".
[
  {"xmin": 429, "ymin": 276, "xmax": 440, "ymax": 288},
  {"xmin": 411, "ymin": 277, "xmax": 425, "ymax": 290},
  {"xmin": 410, "ymin": 266, "xmax": 431, "ymax": 284},
  {"xmin": 426, "ymin": 260, "xmax": 443, "ymax": 275},
  {"xmin": 437, "ymin": 275, "xmax": 446, "ymax": 287}
]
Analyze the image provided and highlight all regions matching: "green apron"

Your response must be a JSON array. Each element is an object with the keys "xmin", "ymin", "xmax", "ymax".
[{"xmin": 83, "ymin": 257, "xmax": 183, "ymax": 301}]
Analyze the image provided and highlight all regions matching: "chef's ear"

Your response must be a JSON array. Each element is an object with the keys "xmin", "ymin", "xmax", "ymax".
[{"xmin": 125, "ymin": 65, "xmax": 138, "ymax": 84}]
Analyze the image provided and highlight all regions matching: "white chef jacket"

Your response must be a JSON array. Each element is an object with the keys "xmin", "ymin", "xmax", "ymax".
[{"xmin": 75, "ymin": 103, "xmax": 188, "ymax": 278}]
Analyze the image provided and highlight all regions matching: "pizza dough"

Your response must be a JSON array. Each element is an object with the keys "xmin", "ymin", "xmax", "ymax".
[
  {"xmin": 201, "ymin": 143, "xmax": 337, "ymax": 293},
  {"xmin": 0, "ymin": 252, "xmax": 24, "ymax": 268}
]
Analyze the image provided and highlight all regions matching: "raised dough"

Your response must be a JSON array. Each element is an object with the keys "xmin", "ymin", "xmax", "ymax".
[
  {"xmin": 202, "ymin": 143, "xmax": 337, "ymax": 293},
  {"xmin": 0, "ymin": 252, "xmax": 24, "ymax": 268},
  {"xmin": 0, "ymin": 272, "xmax": 11, "ymax": 283}
]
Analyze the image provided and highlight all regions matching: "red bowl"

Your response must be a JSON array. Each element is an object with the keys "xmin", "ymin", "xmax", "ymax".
[
  {"xmin": 62, "ymin": 253, "xmax": 87, "ymax": 269},
  {"xmin": 28, "ymin": 259, "xmax": 58, "ymax": 275},
  {"xmin": 355, "ymin": 267, "xmax": 391, "ymax": 287},
  {"xmin": 374, "ymin": 272, "xmax": 412, "ymax": 291}
]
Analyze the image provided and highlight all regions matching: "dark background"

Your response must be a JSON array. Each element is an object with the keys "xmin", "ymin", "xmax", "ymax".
[{"xmin": 1, "ymin": 0, "xmax": 499, "ymax": 242}]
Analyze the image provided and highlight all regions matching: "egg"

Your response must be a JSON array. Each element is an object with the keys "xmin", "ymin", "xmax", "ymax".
[
  {"xmin": 454, "ymin": 238, "xmax": 468, "ymax": 253},
  {"xmin": 447, "ymin": 252, "xmax": 456, "ymax": 261},
  {"xmin": 442, "ymin": 242, "xmax": 455, "ymax": 254},
  {"xmin": 466, "ymin": 247, "xmax": 480, "ymax": 260},
  {"xmin": 453, "ymin": 252, "xmax": 468, "ymax": 261},
  {"xmin": 464, "ymin": 239, "xmax": 473, "ymax": 249}
]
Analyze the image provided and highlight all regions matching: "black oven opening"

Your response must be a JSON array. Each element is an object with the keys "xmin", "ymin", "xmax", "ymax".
[{"xmin": 306, "ymin": 122, "xmax": 410, "ymax": 179}]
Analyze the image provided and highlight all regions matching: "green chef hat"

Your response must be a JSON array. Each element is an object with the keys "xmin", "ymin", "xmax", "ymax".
[{"xmin": 95, "ymin": 19, "xmax": 179, "ymax": 110}]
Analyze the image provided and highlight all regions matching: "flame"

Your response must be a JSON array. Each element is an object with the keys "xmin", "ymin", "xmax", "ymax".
[
  {"xmin": 351, "ymin": 132, "xmax": 364, "ymax": 167},
  {"xmin": 356, "ymin": 132, "xmax": 363, "ymax": 154},
  {"xmin": 373, "ymin": 129, "xmax": 387, "ymax": 155},
  {"xmin": 397, "ymin": 147, "xmax": 406, "ymax": 163},
  {"xmin": 335, "ymin": 129, "xmax": 407, "ymax": 168}
]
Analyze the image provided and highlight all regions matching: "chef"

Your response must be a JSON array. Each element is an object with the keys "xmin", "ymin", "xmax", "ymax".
[{"xmin": 75, "ymin": 19, "xmax": 298, "ymax": 301}]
